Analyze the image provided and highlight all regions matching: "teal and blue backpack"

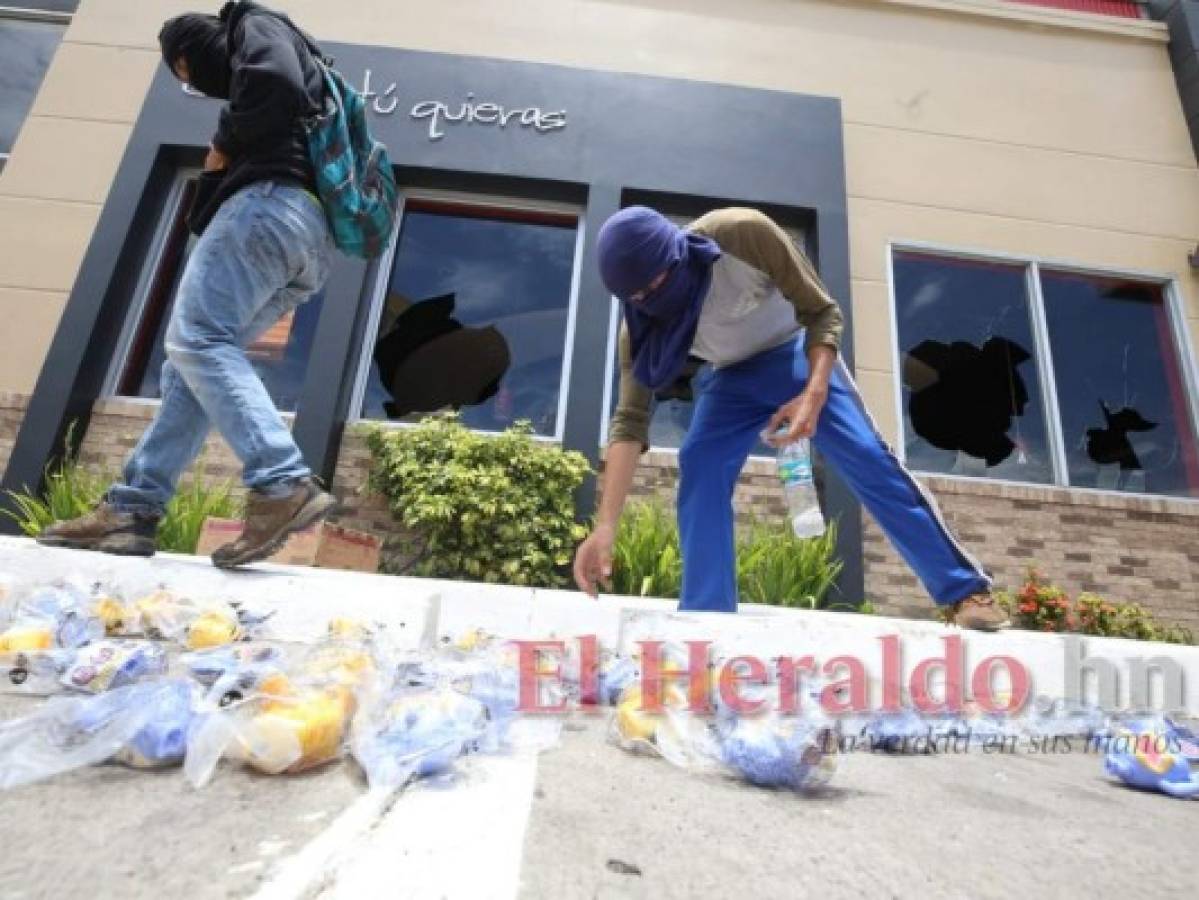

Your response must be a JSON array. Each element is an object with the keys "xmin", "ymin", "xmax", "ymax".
[
  {"xmin": 239, "ymin": 6, "xmax": 398, "ymax": 258},
  {"xmin": 305, "ymin": 60, "xmax": 399, "ymax": 259}
]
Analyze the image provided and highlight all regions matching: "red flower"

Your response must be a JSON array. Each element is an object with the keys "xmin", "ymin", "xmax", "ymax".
[{"xmin": 1019, "ymin": 601, "xmax": 1038, "ymax": 614}]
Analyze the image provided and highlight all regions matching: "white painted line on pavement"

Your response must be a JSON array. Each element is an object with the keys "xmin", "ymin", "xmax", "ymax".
[
  {"xmin": 251, "ymin": 787, "xmax": 402, "ymax": 900},
  {"xmin": 319, "ymin": 753, "xmax": 541, "ymax": 900}
]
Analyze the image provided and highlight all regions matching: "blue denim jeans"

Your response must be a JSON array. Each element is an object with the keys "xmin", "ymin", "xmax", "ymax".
[{"xmin": 107, "ymin": 180, "xmax": 333, "ymax": 516}]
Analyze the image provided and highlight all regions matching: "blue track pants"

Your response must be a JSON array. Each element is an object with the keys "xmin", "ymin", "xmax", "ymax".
[{"xmin": 677, "ymin": 337, "xmax": 991, "ymax": 612}]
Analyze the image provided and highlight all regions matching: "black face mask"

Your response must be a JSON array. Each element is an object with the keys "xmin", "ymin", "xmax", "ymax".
[{"xmin": 158, "ymin": 13, "xmax": 232, "ymax": 99}]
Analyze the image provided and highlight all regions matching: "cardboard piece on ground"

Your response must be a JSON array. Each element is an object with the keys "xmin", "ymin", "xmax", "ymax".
[{"xmin": 195, "ymin": 517, "xmax": 381, "ymax": 573}]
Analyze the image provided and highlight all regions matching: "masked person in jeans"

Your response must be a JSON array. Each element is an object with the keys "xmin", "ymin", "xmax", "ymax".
[
  {"xmin": 39, "ymin": 2, "xmax": 336, "ymax": 568},
  {"xmin": 572, "ymin": 206, "xmax": 1010, "ymax": 631}
]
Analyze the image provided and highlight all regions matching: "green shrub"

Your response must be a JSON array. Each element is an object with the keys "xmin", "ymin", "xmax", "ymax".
[
  {"xmin": 1003, "ymin": 569, "xmax": 1074, "ymax": 632},
  {"xmin": 608, "ymin": 499, "xmax": 847, "ymax": 609},
  {"xmin": 998, "ymin": 569, "xmax": 1195, "ymax": 645},
  {"xmin": 4, "ymin": 433, "xmax": 242, "ymax": 555},
  {"xmin": 1074, "ymin": 592, "xmax": 1122, "ymax": 637},
  {"xmin": 365, "ymin": 414, "xmax": 591, "ymax": 587},
  {"xmin": 1153, "ymin": 622, "xmax": 1196, "ymax": 645}
]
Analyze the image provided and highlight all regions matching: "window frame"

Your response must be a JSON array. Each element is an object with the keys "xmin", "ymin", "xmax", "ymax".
[
  {"xmin": 347, "ymin": 187, "xmax": 587, "ymax": 444},
  {"xmin": 102, "ymin": 167, "xmax": 320, "ymax": 416},
  {"xmin": 885, "ymin": 240, "xmax": 1199, "ymax": 501},
  {"xmin": 102, "ymin": 169, "xmax": 198, "ymax": 405}
]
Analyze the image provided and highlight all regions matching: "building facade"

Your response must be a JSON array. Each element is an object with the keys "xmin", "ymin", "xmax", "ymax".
[{"xmin": 1, "ymin": 0, "xmax": 1197, "ymax": 628}]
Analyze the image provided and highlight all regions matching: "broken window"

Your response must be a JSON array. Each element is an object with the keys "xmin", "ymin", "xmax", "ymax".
[
  {"xmin": 1041, "ymin": 272, "xmax": 1199, "ymax": 497},
  {"xmin": 356, "ymin": 195, "xmax": 580, "ymax": 438},
  {"xmin": 892, "ymin": 251, "xmax": 1054, "ymax": 484},
  {"xmin": 891, "ymin": 249, "xmax": 1199, "ymax": 499}
]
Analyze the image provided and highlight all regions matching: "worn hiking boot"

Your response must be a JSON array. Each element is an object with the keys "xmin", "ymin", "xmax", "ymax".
[
  {"xmin": 211, "ymin": 477, "xmax": 337, "ymax": 569},
  {"xmin": 947, "ymin": 593, "xmax": 1011, "ymax": 632},
  {"xmin": 36, "ymin": 502, "xmax": 158, "ymax": 557}
]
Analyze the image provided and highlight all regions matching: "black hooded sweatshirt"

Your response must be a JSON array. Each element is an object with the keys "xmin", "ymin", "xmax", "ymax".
[{"xmin": 183, "ymin": 2, "xmax": 324, "ymax": 223}]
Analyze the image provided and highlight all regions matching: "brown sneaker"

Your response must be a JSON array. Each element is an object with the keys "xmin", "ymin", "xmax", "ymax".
[
  {"xmin": 211, "ymin": 477, "xmax": 337, "ymax": 569},
  {"xmin": 946, "ymin": 593, "xmax": 1011, "ymax": 632},
  {"xmin": 36, "ymin": 502, "xmax": 158, "ymax": 557}
]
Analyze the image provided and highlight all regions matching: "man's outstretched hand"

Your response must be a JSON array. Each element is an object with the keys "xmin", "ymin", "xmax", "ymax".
[{"xmin": 573, "ymin": 525, "xmax": 615, "ymax": 598}]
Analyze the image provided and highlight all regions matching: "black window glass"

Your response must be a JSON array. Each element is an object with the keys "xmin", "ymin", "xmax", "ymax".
[
  {"xmin": 1041, "ymin": 272, "xmax": 1199, "ymax": 497},
  {"xmin": 116, "ymin": 178, "xmax": 326, "ymax": 414},
  {"xmin": 893, "ymin": 251, "xmax": 1053, "ymax": 484},
  {"xmin": 360, "ymin": 200, "xmax": 577, "ymax": 438},
  {"xmin": 0, "ymin": 18, "xmax": 65, "ymax": 157}
]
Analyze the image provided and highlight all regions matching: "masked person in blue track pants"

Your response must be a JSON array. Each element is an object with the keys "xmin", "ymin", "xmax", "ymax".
[{"xmin": 572, "ymin": 206, "xmax": 1008, "ymax": 631}]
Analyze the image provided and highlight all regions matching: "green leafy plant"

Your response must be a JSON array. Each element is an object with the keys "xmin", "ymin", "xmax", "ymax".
[
  {"xmin": 608, "ymin": 499, "xmax": 847, "ymax": 608},
  {"xmin": 4, "ymin": 443, "xmax": 107, "ymax": 537},
  {"xmin": 157, "ymin": 472, "xmax": 242, "ymax": 554},
  {"xmin": 4, "ymin": 431, "xmax": 242, "ymax": 555},
  {"xmin": 365, "ymin": 414, "xmax": 591, "ymax": 587},
  {"xmin": 610, "ymin": 500, "xmax": 682, "ymax": 597},
  {"xmin": 736, "ymin": 520, "xmax": 842, "ymax": 608}
]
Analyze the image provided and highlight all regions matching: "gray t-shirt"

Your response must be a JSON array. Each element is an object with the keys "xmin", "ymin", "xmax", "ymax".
[{"xmin": 691, "ymin": 252, "xmax": 800, "ymax": 367}]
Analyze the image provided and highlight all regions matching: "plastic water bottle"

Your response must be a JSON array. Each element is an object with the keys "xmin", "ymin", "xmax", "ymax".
[{"xmin": 776, "ymin": 438, "xmax": 825, "ymax": 538}]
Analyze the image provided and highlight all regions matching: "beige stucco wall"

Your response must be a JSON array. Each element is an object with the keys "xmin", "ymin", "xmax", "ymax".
[{"xmin": 1, "ymin": 0, "xmax": 1197, "ymax": 441}]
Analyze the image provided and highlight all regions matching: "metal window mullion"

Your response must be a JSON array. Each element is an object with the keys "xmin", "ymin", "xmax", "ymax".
[
  {"xmin": 1162, "ymin": 279, "xmax": 1199, "ymax": 459},
  {"xmin": 346, "ymin": 193, "xmax": 407, "ymax": 420},
  {"xmin": 0, "ymin": 7, "xmax": 71, "ymax": 25},
  {"xmin": 597, "ymin": 297, "xmax": 621, "ymax": 447},
  {"xmin": 1026, "ymin": 261, "xmax": 1069, "ymax": 486},
  {"xmin": 884, "ymin": 243, "xmax": 908, "ymax": 465},
  {"xmin": 102, "ymin": 172, "xmax": 193, "ymax": 397},
  {"xmin": 551, "ymin": 221, "xmax": 588, "ymax": 443}
]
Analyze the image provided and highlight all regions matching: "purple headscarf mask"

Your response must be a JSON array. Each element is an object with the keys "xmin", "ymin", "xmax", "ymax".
[{"xmin": 596, "ymin": 206, "xmax": 721, "ymax": 391}]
